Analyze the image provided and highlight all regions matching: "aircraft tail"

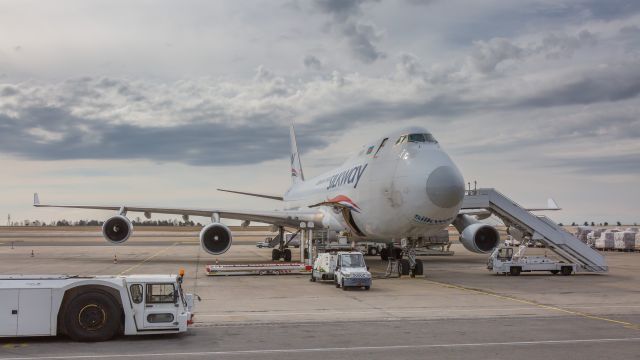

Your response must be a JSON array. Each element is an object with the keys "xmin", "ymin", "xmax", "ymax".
[{"xmin": 289, "ymin": 124, "xmax": 305, "ymax": 184}]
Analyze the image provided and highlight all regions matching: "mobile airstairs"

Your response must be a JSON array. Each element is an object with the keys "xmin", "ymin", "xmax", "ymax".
[{"xmin": 462, "ymin": 188, "xmax": 607, "ymax": 273}]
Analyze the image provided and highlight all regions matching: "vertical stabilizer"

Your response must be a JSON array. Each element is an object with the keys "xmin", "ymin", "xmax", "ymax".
[{"xmin": 290, "ymin": 124, "xmax": 305, "ymax": 184}]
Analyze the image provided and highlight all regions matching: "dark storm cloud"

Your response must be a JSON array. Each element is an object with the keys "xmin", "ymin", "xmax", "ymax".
[
  {"xmin": 531, "ymin": 0, "xmax": 640, "ymax": 21},
  {"xmin": 548, "ymin": 154, "xmax": 640, "ymax": 175},
  {"xmin": 303, "ymin": 55, "xmax": 323, "ymax": 70},
  {"xmin": 312, "ymin": 0, "xmax": 384, "ymax": 63},
  {"xmin": 516, "ymin": 63, "xmax": 640, "ymax": 108},
  {"xmin": 0, "ymin": 85, "xmax": 19, "ymax": 97},
  {"xmin": 341, "ymin": 22, "xmax": 384, "ymax": 63},
  {"xmin": 312, "ymin": 0, "xmax": 368, "ymax": 21},
  {"xmin": 0, "ymin": 107, "xmax": 327, "ymax": 166}
]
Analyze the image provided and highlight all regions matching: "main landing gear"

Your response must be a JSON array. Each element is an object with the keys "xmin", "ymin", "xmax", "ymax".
[
  {"xmin": 272, "ymin": 248, "xmax": 292, "ymax": 262},
  {"xmin": 382, "ymin": 241, "xmax": 424, "ymax": 277},
  {"xmin": 271, "ymin": 226, "xmax": 293, "ymax": 262}
]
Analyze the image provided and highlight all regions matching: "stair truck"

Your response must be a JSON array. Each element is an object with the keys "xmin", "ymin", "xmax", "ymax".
[{"xmin": 0, "ymin": 272, "xmax": 195, "ymax": 341}]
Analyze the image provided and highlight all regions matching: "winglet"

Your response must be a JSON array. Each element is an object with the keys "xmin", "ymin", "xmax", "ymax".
[
  {"xmin": 547, "ymin": 198, "xmax": 560, "ymax": 210},
  {"xmin": 33, "ymin": 193, "xmax": 40, "ymax": 206}
]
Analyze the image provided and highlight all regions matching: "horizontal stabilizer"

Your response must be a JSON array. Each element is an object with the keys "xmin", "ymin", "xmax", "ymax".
[{"xmin": 217, "ymin": 189, "xmax": 283, "ymax": 201}]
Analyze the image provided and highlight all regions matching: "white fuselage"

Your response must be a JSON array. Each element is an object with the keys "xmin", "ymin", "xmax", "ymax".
[{"xmin": 283, "ymin": 127, "xmax": 466, "ymax": 241}]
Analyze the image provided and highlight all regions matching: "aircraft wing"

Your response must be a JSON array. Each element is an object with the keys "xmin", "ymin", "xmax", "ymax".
[{"xmin": 33, "ymin": 193, "xmax": 320, "ymax": 228}]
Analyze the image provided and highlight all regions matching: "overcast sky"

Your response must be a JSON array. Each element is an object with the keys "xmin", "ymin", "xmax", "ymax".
[{"xmin": 1, "ymin": 0, "xmax": 639, "ymax": 225}]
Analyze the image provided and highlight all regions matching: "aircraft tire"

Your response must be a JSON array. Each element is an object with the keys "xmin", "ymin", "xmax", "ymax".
[
  {"xmin": 414, "ymin": 259, "xmax": 424, "ymax": 276},
  {"xmin": 271, "ymin": 249, "xmax": 281, "ymax": 261},
  {"xmin": 283, "ymin": 249, "xmax": 292, "ymax": 262},
  {"xmin": 399, "ymin": 259, "xmax": 410, "ymax": 276}
]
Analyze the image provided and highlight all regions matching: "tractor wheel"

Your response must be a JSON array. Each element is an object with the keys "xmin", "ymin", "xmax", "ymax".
[{"xmin": 63, "ymin": 292, "xmax": 120, "ymax": 342}]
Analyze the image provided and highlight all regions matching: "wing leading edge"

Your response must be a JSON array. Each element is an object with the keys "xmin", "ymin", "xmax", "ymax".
[{"xmin": 33, "ymin": 193, "xmax": 320, "ymax": 228}]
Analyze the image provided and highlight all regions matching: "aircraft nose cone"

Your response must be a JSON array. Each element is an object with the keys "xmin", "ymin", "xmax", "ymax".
[{"xmin": 426, "ymin": 166, "xmax": 465, "ymax": 209}]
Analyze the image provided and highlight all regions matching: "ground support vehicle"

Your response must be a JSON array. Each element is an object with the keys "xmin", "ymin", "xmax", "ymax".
[
  {"xmin": 310, "ymin": 252, "xmax": 371, "ymax": 290},
  {"xmin": 357, "ymin": 242, "xmax": 385, "ymax": 256},
  {"xmin": 488, "ymin": 246, "xmax": 576, "ymax": 276},
  {"xmin": 206, "ymin": 263, "xmax": 311, "ymax": 276},
  {"xmin": 0, "ymin": 273, "xmax": 195, "ymax": 341},
  {"xmin": 334, "ymin": 252, "xmax": 372, "ymax": 290},
  {"xmin": 310, "ymin": 252, "xmax": 338, "ymax": 282},
  {"xmin": 255, "ymin": 240, "xmax": 272, "ymax": 248}
]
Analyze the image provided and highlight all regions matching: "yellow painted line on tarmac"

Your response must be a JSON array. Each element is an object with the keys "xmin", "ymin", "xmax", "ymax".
[
  {"xmin": 425, "ymin": 279, "xmax": 640, "ymax": 330},
  {"xmin": 118, "ymin": 242, "xmax": 180, "ymax": 275}
]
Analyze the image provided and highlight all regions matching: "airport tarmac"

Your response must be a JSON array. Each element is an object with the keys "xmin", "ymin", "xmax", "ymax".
[{"xmin": 1, "ymin": 227, "xmax": 639, "ymax": 359}]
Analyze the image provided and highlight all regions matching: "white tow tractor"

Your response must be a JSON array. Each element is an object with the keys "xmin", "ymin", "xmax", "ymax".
[
  {"xmin": 0, "ymin": 271, "xmax": 196, "ymax": 341},
  {"xmin": 488, "ymin": 245, "xmax": 576, "ymax": 276}
]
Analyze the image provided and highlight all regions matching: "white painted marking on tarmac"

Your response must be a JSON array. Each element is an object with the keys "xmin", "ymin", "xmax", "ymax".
[
  {"xmin": 195, "ymin": 304, "xmax": 640, "ymax": 318},
  {"xmin": 2, "ymin": 338, "xmax": 640, "ymax": 359}
]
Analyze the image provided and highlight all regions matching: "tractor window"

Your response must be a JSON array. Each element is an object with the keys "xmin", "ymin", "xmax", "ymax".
[
  {"xmin": 130, "ymin": 284, "xmax": 143, "ymax": 304},
  {"xmin": 146, "ymin": 283, "xmax": 176, "ymax": 304}
]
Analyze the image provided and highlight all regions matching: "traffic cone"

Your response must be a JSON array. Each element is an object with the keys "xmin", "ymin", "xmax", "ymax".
[{"xmin": 30, "ymin": 250, "xmax": 34, "ymax": 257}]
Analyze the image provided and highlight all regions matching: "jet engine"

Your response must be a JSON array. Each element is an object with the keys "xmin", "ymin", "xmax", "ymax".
[
  {"xmin": 452, "ymin": 214, "xmax": 500, "ymax": 253},
  {"xmin": 199, "ymin": 223, "xmax": 233, "ymax": 255},
  {"xmin": 102, "ymin": 215, "xmax": 133, "ymax": 244}
]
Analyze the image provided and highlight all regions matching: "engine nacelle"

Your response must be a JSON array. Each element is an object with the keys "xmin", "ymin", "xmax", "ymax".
[
  {"xmin": 102, "ymin": 215, "xmax": 133, "ymax": 244},
  {"xmin": 199, "ymin": 223, "xmax": 233, "ymax": 255},
  {"xmin": 459, "ymin": 223, "xmax": 500, "ymax": 253},
  {"xmin": 452, "ymin": 214, "xmax": 500, "ymax": 253}
]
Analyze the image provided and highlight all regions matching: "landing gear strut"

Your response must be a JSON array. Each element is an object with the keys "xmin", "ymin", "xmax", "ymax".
[
  {"xmin": 402, "ymin": 239, "xmax": 424, "ymax": 277},
  {"xmin": 272, "ymin": 226, "xmax": 293, "ymax": 262}
]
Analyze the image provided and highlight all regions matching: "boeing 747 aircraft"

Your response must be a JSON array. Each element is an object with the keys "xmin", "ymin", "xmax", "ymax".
[{"xmin": 35, "ymin": 125, "xmax": 557, "ymax": 272}]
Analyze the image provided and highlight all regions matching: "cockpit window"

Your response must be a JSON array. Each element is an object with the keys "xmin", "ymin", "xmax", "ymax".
[
  {"xmin": 408, "ymin": 133, "xmax": 437, "ymax": 144},
  {"xmin": 395, "ymin": 135, "xmax": 406, "ymax": 145}
]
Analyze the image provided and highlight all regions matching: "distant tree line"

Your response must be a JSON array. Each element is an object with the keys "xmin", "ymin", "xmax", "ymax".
[{"xmin": 8, "ymin": 219, "xmax": 203, "ymax": 227}]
